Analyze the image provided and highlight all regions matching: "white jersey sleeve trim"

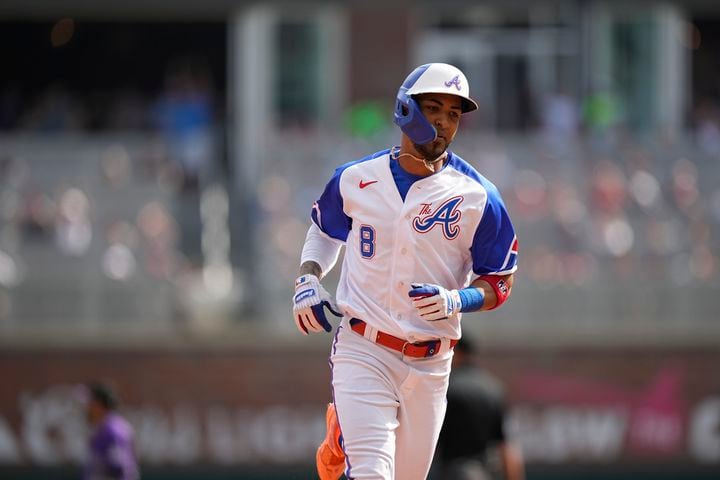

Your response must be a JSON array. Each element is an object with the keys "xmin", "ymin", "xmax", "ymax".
[
  {"xmin": 499, "ymin": 235, "xmax": 518, "ymax": 271},
  {"xmin": 300, "ymin": 223, "xmax": 344, "ymax": 277}
]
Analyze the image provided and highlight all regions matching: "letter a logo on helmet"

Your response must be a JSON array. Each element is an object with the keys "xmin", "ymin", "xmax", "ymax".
[
  {"xmin": 393, "ymin": 63, "xmax": 478, "ymax": 145},
  {"xmin": 444, "ymin": 75, "xmax": 462, "ymax": 91}
]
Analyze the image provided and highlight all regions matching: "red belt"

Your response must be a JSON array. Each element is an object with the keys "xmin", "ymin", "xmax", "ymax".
[{"xmin": 349, "ymin": 318, "xmax": 458, "ymax": 358}]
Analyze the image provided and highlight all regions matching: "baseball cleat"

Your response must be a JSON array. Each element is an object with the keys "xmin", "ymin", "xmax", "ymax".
[{"xmin": 316, "ymin": 402, "xmax": 345, "ymax": 480}]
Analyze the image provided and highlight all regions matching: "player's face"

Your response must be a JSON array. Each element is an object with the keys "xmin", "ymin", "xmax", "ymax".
[{"xmin": 414, "ymin": 93, "xmax": 462, "ymax": 160}]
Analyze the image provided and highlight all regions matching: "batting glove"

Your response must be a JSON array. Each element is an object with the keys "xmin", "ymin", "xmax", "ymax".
[
  {"xmin": 293, "ymin": 274, "xmax": 342, "ymax": 335},
  {"xmin": 408, "ymin": 283, "xmax": 462, "ymax": 322}
]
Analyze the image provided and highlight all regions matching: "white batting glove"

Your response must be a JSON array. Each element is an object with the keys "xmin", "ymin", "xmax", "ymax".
[
  {"xmin": 408, "ymin": 283, "xmax": 462, "ymax": 322},
  {"xmin": 293, "ymin": 274, "xmax": 342, "ymax": 335}
]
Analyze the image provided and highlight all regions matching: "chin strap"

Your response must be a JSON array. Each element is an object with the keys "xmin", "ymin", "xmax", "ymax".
[{"xmin": 390, "ymin": 145, "xmax": 447, "ymax": 173}]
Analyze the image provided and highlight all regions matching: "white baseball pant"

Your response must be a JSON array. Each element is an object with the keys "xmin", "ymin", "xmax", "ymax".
[{"xmin": 329, "ymin": 318, "xmax": 453, "ymax": 479}]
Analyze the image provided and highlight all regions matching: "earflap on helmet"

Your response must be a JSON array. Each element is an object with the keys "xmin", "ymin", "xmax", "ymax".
[{"xmin": 393, "ymin": 86, "xmax": 437, "ymax": 145}]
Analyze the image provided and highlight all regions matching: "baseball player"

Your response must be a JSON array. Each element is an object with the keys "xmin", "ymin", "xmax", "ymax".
[
  {"xmin": 80, "ymin": 382, "xmax": 139, "ymax": 480},
  {"xmin": 293, "ymin": 63, "xmax": 518, "ymax": 480}
]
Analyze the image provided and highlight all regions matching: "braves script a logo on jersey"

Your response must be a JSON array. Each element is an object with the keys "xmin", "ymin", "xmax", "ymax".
[
  {"xmin": 444, "ymin": 75, "xmax": 462, "ymax": 91},
  {"xmin": 412, "ymin": 196, "xmax": 464, "ymax": 240}
]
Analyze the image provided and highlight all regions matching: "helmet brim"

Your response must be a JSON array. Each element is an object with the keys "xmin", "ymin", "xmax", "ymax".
[
  {"xmin": 410, "ymin": 92, "xmax": 478, "ymax": 114},
  {"xmin": 460, "ymin": 97, "xmax": 478, "ymax": 114}
]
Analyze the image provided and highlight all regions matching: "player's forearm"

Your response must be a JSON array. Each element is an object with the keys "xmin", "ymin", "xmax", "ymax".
[
  {"xmin": 469, "ymin": 273, "xmax": 514, "ymax": 311},
  {"xmin": 299, "ymin": 223, "xmax": 343, "ymax": 279},
  {"xmin": 299, "ymin": 261, "xmax": 323, "ymax": 279}
]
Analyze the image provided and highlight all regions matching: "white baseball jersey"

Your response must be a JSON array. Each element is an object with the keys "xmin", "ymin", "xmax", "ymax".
[{"xmin": 311, "ymin": 148, "xmax": 518, "ymax": 343}]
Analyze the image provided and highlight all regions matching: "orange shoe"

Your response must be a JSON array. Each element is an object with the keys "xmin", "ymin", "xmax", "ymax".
[{"xmin": 316, "ymin": 402, "xmax": 345, "ymax": 480}]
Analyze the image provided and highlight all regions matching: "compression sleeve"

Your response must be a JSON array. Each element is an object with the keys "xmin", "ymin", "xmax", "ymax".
[{"xmin": 300, "ymin": 223, "xmax": 343, "ymax": 277}]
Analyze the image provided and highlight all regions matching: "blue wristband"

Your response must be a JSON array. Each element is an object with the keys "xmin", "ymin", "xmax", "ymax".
[{"xmin": 458, "ymin": 287, "xmax": 485, "ymax": 313}]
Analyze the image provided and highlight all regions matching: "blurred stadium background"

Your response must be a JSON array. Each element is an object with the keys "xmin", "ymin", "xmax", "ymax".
[{"xmin": 1, "ymin": 0, "xmax": 719, "ymax": 479}]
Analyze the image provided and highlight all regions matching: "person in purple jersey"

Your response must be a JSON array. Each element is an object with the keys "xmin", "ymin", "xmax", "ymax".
[{"xmin": 81, "ymin": 382, "xmax": 139, "ymax": 480}]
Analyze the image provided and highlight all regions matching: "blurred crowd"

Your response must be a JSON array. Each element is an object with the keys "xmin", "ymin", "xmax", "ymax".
[
  {"xmin": 259, "ymin": 125, "xmax": 720, "ymax": 326},
  {"xmin": 0, "ymin": 55, "xmax": 217, "ymax": 134},
  {"xmin": 1, "ymin": 99, "xmax": 719, "ymax": 329},
  {"xmin": 261, "ymin": 128, "xmax": 719, "ymax": 279}
]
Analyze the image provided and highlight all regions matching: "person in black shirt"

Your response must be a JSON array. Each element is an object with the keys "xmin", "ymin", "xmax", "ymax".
[{"xmin": 434, "ymin": 337, "xmax": 525, "ymax": 480}]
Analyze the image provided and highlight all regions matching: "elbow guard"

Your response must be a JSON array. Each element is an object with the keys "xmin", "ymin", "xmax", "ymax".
[{"xmin": 480, "ymin": 275, "xmax": 512, "ymax": 310}]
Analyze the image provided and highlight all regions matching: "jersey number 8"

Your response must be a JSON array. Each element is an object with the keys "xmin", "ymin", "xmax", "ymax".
[{"xmin": 359, "ymin": 225, "xmax": 376, "ymax": 259}]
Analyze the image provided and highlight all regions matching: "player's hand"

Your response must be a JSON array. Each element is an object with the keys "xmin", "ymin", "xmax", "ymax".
[
  {"xmin": 408, "ymin": 283, "xmax": 461, "ymax": 321},
  {"xmin": 293, "ymin": 274, "xmax": 342, "ymax": 335}
]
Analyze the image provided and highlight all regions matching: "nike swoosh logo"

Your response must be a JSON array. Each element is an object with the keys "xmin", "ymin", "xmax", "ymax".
[{"xmin": 359, "ymin": 180, "xmax": 378, "ymax": 189}]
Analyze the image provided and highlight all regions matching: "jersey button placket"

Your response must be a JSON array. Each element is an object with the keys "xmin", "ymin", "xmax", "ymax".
[{"xmin": 387, "ymin": 210, "xmax": 406, "ymax": 313}]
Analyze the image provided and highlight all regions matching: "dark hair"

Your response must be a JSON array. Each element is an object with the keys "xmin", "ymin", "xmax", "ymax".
[{"xmin": 87, "ymin": 382, "xmax": 119, "ymax": 410}]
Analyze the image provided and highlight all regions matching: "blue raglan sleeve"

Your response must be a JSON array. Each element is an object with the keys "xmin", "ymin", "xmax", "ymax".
[
  {"xmin": 310, "ymin": 167, "xmax": 352, "ymax": 242},
  {"xmin": 470, "ymin": 185, "xmax": 518, "ymax": 276}
]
